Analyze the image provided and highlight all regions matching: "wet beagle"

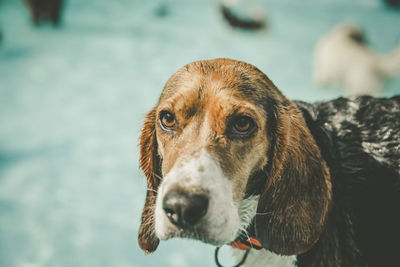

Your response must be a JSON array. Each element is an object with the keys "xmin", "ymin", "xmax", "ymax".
[{"xmin": 138, "ymin": 58, "xmax": 400, "ymax": 266}]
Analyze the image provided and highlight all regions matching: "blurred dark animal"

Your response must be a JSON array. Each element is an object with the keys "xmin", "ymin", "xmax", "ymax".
[
  {"xmin": 383, "ymin": 0, "xmax": 400, "ymax": 8},
  {"xmin": 220, "ymin": 3, "xmax": 265, "ymax": 30},
  {"xmin": 138, "ymin": 58, "xmax": 400, "ymax": 266},
  {"xmin": 23, "ymin": 0, "xmax": 64, "ymax": 26}
]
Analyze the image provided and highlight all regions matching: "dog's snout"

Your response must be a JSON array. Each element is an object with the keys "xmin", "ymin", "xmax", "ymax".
[{"xmin": 162, "ymin": 190, "xmax": 209, "ymax": 228}]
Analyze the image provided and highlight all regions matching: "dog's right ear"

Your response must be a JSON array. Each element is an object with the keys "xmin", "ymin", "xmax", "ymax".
[{"xmin": 138, "ymin": 109, "xmax": 161, "ymax": 254}]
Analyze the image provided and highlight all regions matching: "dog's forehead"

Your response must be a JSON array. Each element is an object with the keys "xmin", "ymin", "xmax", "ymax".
[{"xmin": 159, "ymin": 59, "xmax": 275, "ymax": 108}]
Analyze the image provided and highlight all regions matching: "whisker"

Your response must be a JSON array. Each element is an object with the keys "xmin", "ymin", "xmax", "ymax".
[
  {"xmin": 255, "ymin": 211, "xmax": 273, "ymax": 215},
  {"xmin": 153, "ymin": 172, "xmax": 163, "ymax": 181},
  {"xmin": 147, "ymin": 188, "xmax": 158, "ymax": 193},
  {"xmin": 142, "ymin": 204, "xmax": 156, "ymax": 212}
]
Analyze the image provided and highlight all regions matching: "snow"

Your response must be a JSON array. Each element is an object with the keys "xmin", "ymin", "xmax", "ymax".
[{"xmin": 0, "ymin": 0, "xmax": 399, "ymax": 266}]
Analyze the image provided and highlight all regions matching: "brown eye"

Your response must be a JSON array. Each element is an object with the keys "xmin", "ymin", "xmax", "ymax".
[
  {"xmin": 229, "ymin": 115, "xmax": 256, "ymax": 138},
  {"xmin": 234, "ymin": 116, "xmax": 252, "ymax": 132},
  {"xmin": 160, "ymin": 111, "xmax": 177, "ymax": 130}
]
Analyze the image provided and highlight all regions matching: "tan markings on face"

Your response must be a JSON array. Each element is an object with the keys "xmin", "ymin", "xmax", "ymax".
[
  {"xmin": 205, "ymin": 93, "xmax": 269, "ymax": 201},
  {"xmin": 198, "ymin": 165, "xmax": 205, "ymax": 172},
  {"xmin": 156, "ymin": 65, "xmax": 270, "ymax": 201}
]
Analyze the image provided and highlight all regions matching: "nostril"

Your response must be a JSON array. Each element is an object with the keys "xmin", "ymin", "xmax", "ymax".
[
  {"xmin": 164, "ymin": 207, "xmax": 179, "ymax": 224},
  {"xmin": 162, "ymin": 191, "xmax": 184, "ymax": 226},
  {"xmin": 183, "ymin": 194, "xmax": 209, "ymax": 226}
]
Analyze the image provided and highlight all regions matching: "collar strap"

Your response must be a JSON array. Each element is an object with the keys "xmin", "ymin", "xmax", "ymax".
[{"xmin": 230, "ymin": 236, "xmax": 262, "ymax": 250}]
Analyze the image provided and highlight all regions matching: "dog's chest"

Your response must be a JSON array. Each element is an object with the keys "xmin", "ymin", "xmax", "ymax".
[{"xmin": 232, "ymin": 248, "xmax": 297, "ymax": 267}]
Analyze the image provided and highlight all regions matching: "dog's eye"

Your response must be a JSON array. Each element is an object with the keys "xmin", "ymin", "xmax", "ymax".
[
  {"xmin": 233, "ymin": 116, "xmax": 253, "ymax": 132},
  {"xmin": 229, "ymin": 116, "xmax": 256, "ymax": 137},
  {"xmin": 160, "ymin": 111, "xmax": 177, "ymax": 130}
]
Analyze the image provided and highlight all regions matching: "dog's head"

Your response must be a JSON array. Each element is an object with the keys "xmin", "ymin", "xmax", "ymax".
[{"xmin": 138, "ymin": 59, "xmax": 332, "ymax": 255}]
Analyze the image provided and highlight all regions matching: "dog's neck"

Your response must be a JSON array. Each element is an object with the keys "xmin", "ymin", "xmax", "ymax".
[
  {"xmin": 232, "ymin": 248, "xmax": 297, "ymax": 267},
  {"xmin": 234, "ymin": 196, "xmax": 297, "ymax": 267}
]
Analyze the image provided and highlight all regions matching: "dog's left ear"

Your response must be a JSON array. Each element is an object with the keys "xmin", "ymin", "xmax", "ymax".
[
  {"xmin": 138, "ymin": 109, "xmax": 161, "ymax": 254},
  {"xmin": 256, "ymin": 102, "xmax": 332, "ymax": 255}
]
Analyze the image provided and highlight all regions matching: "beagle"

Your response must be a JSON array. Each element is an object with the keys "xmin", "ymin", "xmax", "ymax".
[{"xmin": 138, "ymin": 58, "xmax": 400, "ymax": 266}]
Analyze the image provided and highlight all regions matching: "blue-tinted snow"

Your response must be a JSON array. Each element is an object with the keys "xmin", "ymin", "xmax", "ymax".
[{"xmin": 0, "ymin": 0, "xmax": 399, "ymax": 267}]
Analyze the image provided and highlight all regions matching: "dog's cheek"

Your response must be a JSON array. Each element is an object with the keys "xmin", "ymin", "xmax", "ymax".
[
  {"xmin": 206, "ymin": 174, "xmax": 241, "ymax": 242},
  {"xmin": 156, "ymin": 135, "xmax": 165, "ymax": 159},
  {"xmin": 232, "ymin": 142, "xmax": 269, "ymax": 199},
  {"xmin": 154, "ymin": 181, "xmax": 168, "ymax": 239}
]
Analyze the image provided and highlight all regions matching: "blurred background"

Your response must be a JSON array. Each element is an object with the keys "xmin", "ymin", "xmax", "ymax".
[{"xmin": 0, "ymin": 0, "xmax": 399, "ymax": 266}]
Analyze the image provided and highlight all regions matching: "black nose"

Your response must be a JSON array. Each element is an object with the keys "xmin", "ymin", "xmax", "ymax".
[{"xmin": 162, "ymin": 190, "xmax": 209, "ymax": 228}]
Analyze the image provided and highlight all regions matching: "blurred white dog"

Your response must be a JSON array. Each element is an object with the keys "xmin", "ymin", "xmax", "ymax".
[{"xmin": 314, "ymin": 23, "xmax": 400, "ymax": 96}]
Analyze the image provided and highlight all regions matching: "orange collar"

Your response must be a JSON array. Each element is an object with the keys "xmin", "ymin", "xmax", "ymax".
[
  {"xmin": 230, "ymin": 236, "xmax": 263, "ymax": 250},
  {"xmin": 215, "ymin": 236, "xmax": 262, "ymax": 267}
]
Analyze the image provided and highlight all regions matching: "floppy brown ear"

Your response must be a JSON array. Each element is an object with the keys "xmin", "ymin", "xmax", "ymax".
[
  {"xmin": 255, "ymin": 102, "xmax": 332, "ymax": 255},
  {"xmin": 138, "ymin": 109, "xmax": 161, "ymax": 254}
]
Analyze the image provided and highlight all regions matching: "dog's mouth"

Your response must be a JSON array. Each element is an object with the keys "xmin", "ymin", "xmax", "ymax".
[
  {"xmin": 155, "ymin": 190, "xmax": 239, "ymax": 246},
  {"xmin": 160, "ymin": 225, "xmax": 227, "ymax": 246}
]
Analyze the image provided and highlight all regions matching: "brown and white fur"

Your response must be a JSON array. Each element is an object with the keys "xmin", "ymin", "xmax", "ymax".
[
  {"xmin": 138, "ymin": 58, "xmax": 331, "ymax": 264},
  {"xmin": 138, "ymin": 58, "xmax": 400, "ymax": 266}
]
